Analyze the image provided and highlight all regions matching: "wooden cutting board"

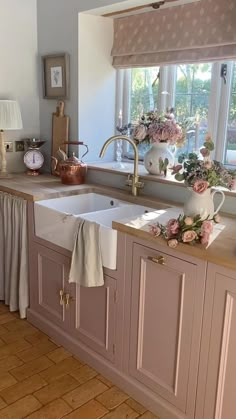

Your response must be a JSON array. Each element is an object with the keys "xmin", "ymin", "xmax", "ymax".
[{"xmin": 51, "ymin": 101, "xmax": 69, "ymax": 158}]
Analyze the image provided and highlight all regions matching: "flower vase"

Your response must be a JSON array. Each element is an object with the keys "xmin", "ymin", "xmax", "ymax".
[
  {"xmin": 184, "ymin": 188, "xmax": 225, "ymax": 220},
  {"xmin": 144, "ymin": 143, "xmax": 174, "ymax": 175}
]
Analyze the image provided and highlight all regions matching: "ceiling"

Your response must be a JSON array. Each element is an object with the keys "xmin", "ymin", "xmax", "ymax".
[{"xmin": 84, "ymin": 0, "xmax": 201, "ymax": 18}]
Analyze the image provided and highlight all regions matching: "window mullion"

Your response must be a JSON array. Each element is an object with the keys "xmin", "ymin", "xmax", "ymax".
[
  {"xmin": 215, "ymin": 62, "xmax": 233, "ymax": 162},
  {"xmin": 166, "ymin": 65, "xmax": 177, "ymax": 109},
  {"xmin": 207, "ymin": 62, "xmax": 222, "ymax": 160}
]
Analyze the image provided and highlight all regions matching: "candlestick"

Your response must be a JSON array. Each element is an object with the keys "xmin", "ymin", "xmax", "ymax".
[
  {"xmin": 118, "ymin": 109, "xmax": 123, "ymax": 129},
  {"xmin": 113, "ymin": 109, "xmax": 127, "ymax": 170}
]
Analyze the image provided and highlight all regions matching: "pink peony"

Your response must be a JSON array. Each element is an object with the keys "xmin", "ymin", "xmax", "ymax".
[
  {"xmin": 182, "ymin": 230, "xmax": 197, "ymax": 243},
  {"xmin": 193, "ymin": 180, "xmax": 209, "ymax": 194},
  {"xmin": 149, "ymin": 225, "xmax": 161, "ymax": 237},
  {"xmin": 168, "ymin": 239, "xmax": 178, "ymax": 248},
  {"xmin": 184, "ymin": 216, "xmax": 194, "ymax": 226},
  {"xmin": 201, "ymin": 232, "xmax": 210, "ymax": 246},
  {"xmin": 148, "ymin": 122, "xmax": 162, "ymax": 143},
  {"xmin": 133, "ymin": 125, "xmax": 147, "ymax": 141},
  {"xmin": 201, "ymin": 220, "xmax": 213, "ymax": 234},
  {"xmin": 166, "ymin": 219, "xmax": 180, "ymax": 236}
]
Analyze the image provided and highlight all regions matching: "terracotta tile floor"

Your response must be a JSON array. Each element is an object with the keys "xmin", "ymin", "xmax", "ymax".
[{"xmin": 0, "ymin": 304, "xmax": 160, "ymax": 419}]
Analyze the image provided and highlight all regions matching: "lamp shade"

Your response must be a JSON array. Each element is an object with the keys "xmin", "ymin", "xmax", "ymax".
[{"xmin": 0, "ymin": 100, "xmax": 23, "ymax": 130}]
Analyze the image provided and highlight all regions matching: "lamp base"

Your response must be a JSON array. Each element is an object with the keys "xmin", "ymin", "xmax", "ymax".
[{"xmin": 0, "ymin": 171, "xmax": 12, "ymax": 179}]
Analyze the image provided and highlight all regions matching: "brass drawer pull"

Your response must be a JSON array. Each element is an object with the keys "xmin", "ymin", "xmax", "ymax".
[
  {"xmin": 59, "ymin": 290, "xmax": 64, "ymax": 306},
  {"xmin": 65, "ymin": 293, "xmax": 74, "ymax": 308},
  {"xmin": 148, "ymin": 256, "xmax": 165, "ymax": 265}
]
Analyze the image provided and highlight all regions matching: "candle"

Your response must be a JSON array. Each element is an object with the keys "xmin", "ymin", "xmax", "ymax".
[
  {"xmin": 118, "ymin": 109, "xmax": 123, "ymax": 129},
  {"xmin": 195, "ymin": 114, "xmax": 200, "ymax": 152}
]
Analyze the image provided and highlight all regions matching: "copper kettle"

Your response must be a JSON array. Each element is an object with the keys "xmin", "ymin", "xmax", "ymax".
[{"xmin": 51, "ymin": 141, "xmax": 89, "ymax": 185}]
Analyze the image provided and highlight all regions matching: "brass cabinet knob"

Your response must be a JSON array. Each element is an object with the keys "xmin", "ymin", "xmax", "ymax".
[{"xmin": 148, "ymin": 256, "xmax": 165, "ymax": 265}]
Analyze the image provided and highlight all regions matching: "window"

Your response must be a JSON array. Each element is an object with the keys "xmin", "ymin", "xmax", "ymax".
[
  {"xmin": 175, "ymin": 64, "xmax": 212, "ymax": 156},
  {"xmin": 130, "ymin": 67, "xmax": 160, "ymax": 121},
  {"xmin": 225, "ymin": 62, "xmax": 236, "ymax": 166},
  {"xmin": 123, "ymin": 61, "xmax": 236, "ymax": 166},
  {"xmin": 127, "ymin": 67, "xmax": 160, "ymax": 159}
]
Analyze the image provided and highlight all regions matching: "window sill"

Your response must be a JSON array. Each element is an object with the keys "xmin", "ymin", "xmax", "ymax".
[{"xmin": 88, "ymin": 161, "xmax": 236, "ymax": 198}]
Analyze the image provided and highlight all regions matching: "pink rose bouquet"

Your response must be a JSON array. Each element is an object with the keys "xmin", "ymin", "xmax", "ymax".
[
  {"xmin": 132, "ymin": 110, "xmax": 186, "ymax": 147},
  {"xmin": 149, "ymin": 213, "xmax": 221, "ymax": 248}
]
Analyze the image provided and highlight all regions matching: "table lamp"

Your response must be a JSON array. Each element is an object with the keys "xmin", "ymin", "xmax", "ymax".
[{"xmin": 0, "ymin": 100, "xmax": 23, "ymax": 177}]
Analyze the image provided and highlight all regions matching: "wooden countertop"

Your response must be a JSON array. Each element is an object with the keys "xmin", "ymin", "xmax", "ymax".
[
  {"xmin": 0, "ymin": 174, "xmax": 95, "ymax": 201},
  {"xmin": 0, "ymin": 174, "xmax": 171, "ymax": 208},
  {"xmin": 113, "ymin": 210, "xmax": 236, "ymax": 271},
  {"xmin": 0, "ymin": 174, "xmax": 235, "ymax": 271}
]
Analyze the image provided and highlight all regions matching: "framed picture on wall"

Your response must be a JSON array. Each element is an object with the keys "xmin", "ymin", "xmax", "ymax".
[{"xmin": 42, "ymin": 53, "xmax": 70, "ymax": 99}]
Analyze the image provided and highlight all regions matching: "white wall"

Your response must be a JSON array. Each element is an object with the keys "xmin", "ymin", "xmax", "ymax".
[
  {"xmin": 0, "ymin": 0, "xmax": 39, "ymax": 172},
  {"xmin": 79, "ymin": 14, "xmax": 116, "ymax": 162},
  {"xmin": 37, "ymin": 0, "xmax": 126, "ymax": 168}
]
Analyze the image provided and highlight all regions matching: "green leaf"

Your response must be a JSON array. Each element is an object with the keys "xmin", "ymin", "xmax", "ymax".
[{"xmin": 175, "ymin": 173, "xmax": 185, "ymax": 181}]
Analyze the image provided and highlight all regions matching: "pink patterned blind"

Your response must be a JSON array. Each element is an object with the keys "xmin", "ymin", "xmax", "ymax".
[{"xmin": 112, "ymin": 0, "xmax": 236, "ymax": 68}]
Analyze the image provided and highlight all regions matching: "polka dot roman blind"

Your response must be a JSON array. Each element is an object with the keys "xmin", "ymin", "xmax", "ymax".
[{"xmin": 112, "ymin": 0, "xmax": 236, "ymax": 68}]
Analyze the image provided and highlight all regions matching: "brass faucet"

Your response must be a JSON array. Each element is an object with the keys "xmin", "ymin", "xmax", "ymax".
[{"xmin": 99, "ymin": 135, "xmax": 144, "ymax": 196}]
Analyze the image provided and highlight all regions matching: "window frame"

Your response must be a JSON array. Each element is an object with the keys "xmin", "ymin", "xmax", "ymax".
[{"xmin": 119, "ymin": 61, "xmax": 236, "ymax": 166}]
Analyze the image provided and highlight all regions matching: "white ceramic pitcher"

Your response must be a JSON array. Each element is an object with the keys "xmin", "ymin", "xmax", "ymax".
[{"xmin": 184, "ymin": 188, "xmax": 225, "ymax": 219}]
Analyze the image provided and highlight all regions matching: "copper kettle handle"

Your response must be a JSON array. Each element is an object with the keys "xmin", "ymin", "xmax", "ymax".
[{"xmin": 61, "ymin": 141, "xmax": 89, "ymax": 161}]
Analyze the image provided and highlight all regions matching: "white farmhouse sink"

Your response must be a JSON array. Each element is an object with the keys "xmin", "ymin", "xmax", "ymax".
[
  {"xmin": 81, "ymin": 205, "xmax": 156, "ymax": 269},
  {"xmin": 35, "ymin": 193, "xmax": 129, "ymax": 214},
  {"xmin": 34, "ymin": 193, "xmax": 156, "ymax": 270}
]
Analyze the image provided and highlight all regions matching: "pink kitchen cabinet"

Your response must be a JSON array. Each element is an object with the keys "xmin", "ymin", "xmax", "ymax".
[
  {"xmin": 29, "ymin": 243, "xmax": 71, "ymax": 331},
  {"xmin": 70, "ymin": 276, "xmax": 117, "ymax": 363},
  {"xmin": 29, "ymin": 241, "xmax": 118, "ymax": 364},
  {"xmin": 125, "ymin": 240, "xmax": 206, "ymax": 419},
  {"xmin": 28, "ymin": 220, "xmax": 236, "ymax": 419},
  {"xmin": 196, "ymin": 263, "xmax": 236, "ymax": 419}
]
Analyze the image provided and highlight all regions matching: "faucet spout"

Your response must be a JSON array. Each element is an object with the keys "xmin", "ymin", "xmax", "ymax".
[{"xmin": 99, "ymin": 135, "xmax": 143, "ymax": 196}]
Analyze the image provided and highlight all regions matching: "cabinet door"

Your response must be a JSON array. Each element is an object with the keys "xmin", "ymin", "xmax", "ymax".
[
  {"xmin": 129, "ymin": 243, "xmax": 205, "ymax": 415},
  {"xmin": 71, "ymin": 275, "xmax": 117, "ymax": 362},
  {"xmin": 196, "ymin": 263, "xmax": 236, "ymax": 419},
  {"xmin": 30, "ymin": 243, "xmax": 71, "ymax": 330}
]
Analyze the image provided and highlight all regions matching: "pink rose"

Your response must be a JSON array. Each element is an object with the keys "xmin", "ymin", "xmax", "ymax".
[
  {"xmin": 166, "ymin": 219, "xmax": 180, "ymax": 236},
  {"xmin": 182, "ymin": 230, "xmax": 197, "ymax": 243},
  {"xmin": 201, "ymin": 220, "xmax": 213, "ymax": 234},
  {"xmin": 200, "ymin": 148, "xmax": 210, "ymax": 158},
  {"xmin": 133, "ymin": 125, "xmax": 147, "ymax": 141},
  {"xmin": 201, "ymin": 232, "xmax": 210, "ymax": 246},
  {"xmin": 184, "ymin": 216, "xmax": 193, "ymax": 226},
  {"xmin": 193, "ymin": 180, "xmax": 209, "ymax": 194},
  {"xmin": 214, "ymin": 214, "xmax": 221, "ymax": 223},
  {"xmin": 168, "ymin": 239, "xmax": 178, "ymax": 248},
  {"xmin": 149, "ymin": 225, "xmax": 161, "ymax": 237}
]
